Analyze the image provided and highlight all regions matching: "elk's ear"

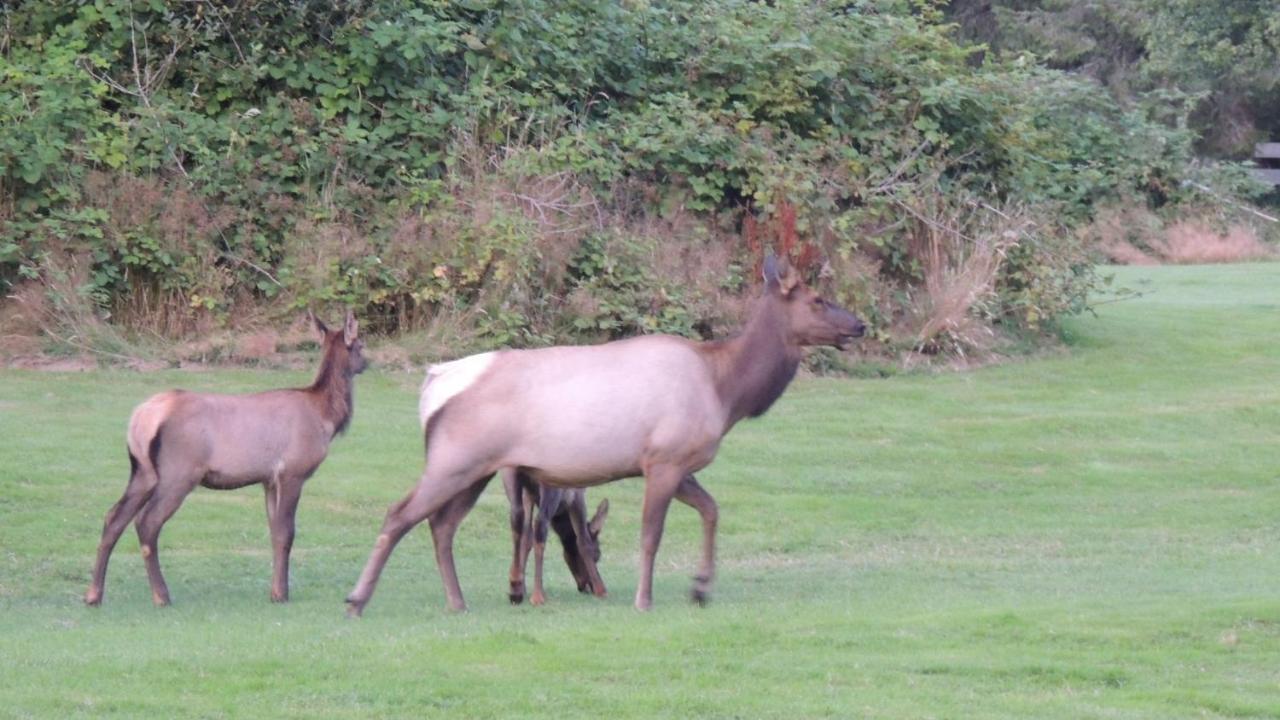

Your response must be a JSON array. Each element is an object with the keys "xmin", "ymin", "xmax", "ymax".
[
  {"xmin": 310, "ymin": 311, "xmax": 329, "ymax": 341},
  {"xmin": 778, "ymin": 259, "xmax": 800, "ymax": 296},
  {"xmin": 763, "ymin": 253, "xmax": 781, "ymax": 291},
  {"xmin": 589, "ymin": 498, "xmax": 609, "ymax": 535},
  {"xmin": 343, "ymin": 310, "xmax": 359, "ymax": 346}
]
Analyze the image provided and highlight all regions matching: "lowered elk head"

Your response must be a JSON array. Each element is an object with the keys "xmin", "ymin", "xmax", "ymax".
[{"xmin": 569, "ymin": 499, "xmax": 610, "ymax": 593}]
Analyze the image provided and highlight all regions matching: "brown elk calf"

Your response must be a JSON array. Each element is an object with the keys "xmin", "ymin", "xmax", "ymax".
[
  {"xmin": 346, "ymin": 255, "xmax": 864, "ymax": 615},
  {"xmin": 85, "ymin": 313, "xmax": 366, "ymax": 606},
  {"xmin": 502, "ymin": 468, "xmax": 609, "ymax": 606}
]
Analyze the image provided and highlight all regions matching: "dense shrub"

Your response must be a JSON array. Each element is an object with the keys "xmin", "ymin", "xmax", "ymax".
[{"xmin": 0, "ymin": 0, "xmax": 1205, "ymax": 361}]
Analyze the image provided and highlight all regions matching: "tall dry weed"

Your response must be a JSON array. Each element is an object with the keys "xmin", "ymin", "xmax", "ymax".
[{"xmin": 905, "ymin": 201, "xmax": 1024, "ymax": 356}]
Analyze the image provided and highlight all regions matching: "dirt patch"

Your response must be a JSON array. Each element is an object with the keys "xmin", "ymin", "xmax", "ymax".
[{"xmin": 6, "ymin": 355, "xmax": 98, "ymax": 372}]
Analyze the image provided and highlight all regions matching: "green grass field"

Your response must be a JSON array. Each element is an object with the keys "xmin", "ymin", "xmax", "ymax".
[{"xmin": 2, "ymin": 264, "xmax": 1279, "ymax": 718}]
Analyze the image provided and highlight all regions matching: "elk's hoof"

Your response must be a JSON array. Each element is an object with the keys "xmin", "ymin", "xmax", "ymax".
[
  {"xmin": 509, "ymin": 592, "xmax": 524, "ymax": 605},
  {"xmin": 345, "ymin": 596, "xmax": 366, "ymax": 618},
  {"xmin": 151, "ymin": 591, "xmax": 171, "ymax": 607},
  {"xmin": 530, "ymin": 591, "xmax": 546, "ymax": 607},
  {"xmin": 84, "ymin": 588, "xmax": 102, "ymax": 606},
  {"xmin": 690, "ymin": 575, "xmax": 711, "ymax": 606}
]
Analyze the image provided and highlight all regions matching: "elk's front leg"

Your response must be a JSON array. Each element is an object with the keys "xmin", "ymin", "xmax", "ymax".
[
  {"xmin": 675, "ymin": 474, "xmax": 718, "ymax": 605},
  {"xmin": 266, "ymin": 480, "xmax": 302, "ymax": 603},
  {"xmin": 635, "ymin": 464, "xmax": 683, "ymax": 611}
]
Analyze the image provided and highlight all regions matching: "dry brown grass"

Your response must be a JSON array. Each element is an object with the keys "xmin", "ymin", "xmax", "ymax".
[
  {"xmin": 1091, "ymin": 203, "xmax": 1274, "ymax": 265},
  {"xmin": 1098, "ymin": 239, "xmax": 1159, "ymax": 265},
  {"xmin": 1149, "ymin": 220, "xmax": 1274, "ymax": 264}
]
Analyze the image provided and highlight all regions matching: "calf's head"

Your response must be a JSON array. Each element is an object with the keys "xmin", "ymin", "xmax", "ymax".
[
  {"xmin": 314, "ymin": 311, "xmax": 368, "ymax": 376},
  {"xmin": 564, "ymin": 499, "xmax": 610, "ymax": 594}
]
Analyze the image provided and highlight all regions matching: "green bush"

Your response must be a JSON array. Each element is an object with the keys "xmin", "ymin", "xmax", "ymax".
[{"xmin": 0, "ymin": 0, "xmax": 1208, "ymax": 361}]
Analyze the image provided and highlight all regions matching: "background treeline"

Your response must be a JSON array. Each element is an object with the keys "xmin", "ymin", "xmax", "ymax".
[
  {"xmin": 0, "ymin": 0, "xmax": 1275, "ymax": 363},
  {"xmin": 949, "ymin": 0, "xmax": 1280, "ymax": 158}
]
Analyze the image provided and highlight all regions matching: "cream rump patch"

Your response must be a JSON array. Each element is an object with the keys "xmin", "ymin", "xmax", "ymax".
[{"xmin": 418, "ymin": 352, "xmax": 497, "ymax": 429}]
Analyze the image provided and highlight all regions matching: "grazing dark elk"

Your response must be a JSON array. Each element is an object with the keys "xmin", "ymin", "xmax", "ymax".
[
  {"xmin": 85, "ymin": 312, "xmax": 366, "ymax": 607},
  {"xmin": 502, "ymin": 468, "xmax": 609, "ymax": 605},
  {"xmin": 346, "ymin": 256, "xmax": 863, "ymax": 615}
]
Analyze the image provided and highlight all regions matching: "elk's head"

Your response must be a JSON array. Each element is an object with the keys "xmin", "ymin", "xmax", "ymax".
[
  {"xmin": 314, "ymin": 311, "xmax": 368, "ymax": 376},
  {"xmin": 763, "ymin": 254, "xmax": 865, "ymax": 349}
]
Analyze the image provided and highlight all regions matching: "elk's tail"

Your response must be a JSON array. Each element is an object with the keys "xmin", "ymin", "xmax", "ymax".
[
  {"xmin": 126, "ymin": 391, "xmax": 180, "ymax": 483},
  {"xmin": 418, "ymin": 352, "xmax": 498, "ymax": 434}
]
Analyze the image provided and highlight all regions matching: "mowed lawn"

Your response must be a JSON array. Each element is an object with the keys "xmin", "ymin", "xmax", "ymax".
[{"xmin": 1, "ymin": 264, "xmax": 1278, "ymax": 718}]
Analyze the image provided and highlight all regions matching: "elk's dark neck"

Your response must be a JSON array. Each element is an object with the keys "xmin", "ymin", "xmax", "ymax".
[
  {"xmin": 309, "ymin": 346, "xmax": 354, "ymax": 436},
  {"xmin": 711, "ymin": 297, "xmax": 801, "ymax": 428}
]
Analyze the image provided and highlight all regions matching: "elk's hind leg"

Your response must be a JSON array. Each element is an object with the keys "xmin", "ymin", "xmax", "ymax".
[
  {"xmin": 675, "ymin": 474, "xmax": 718, "ymax": 606},
  {"xmin": 133, "ymin": 475, "xmax": 197, "ymax": 607},
  {"xmin": 346, "ymin": 465, "xmax": 485, "ymax": 617},
  {"xmin": 85, "ymin": 454, "xmax": 157, "ymax": 606},
  {"xmin": 428, "ymin": 475, "xmax": 491, "ymax": 612}
]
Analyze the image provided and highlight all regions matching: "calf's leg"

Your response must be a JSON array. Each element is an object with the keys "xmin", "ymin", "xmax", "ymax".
[
  {"xmin": 501, "ymin": 469, "xmax": 527, "ymax": 604},
  {"xmin": 530, "ymin": 489, "xmax": 557, "ymax": 606}
]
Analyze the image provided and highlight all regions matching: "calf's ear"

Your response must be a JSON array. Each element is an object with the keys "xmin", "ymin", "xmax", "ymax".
[
  {"xmin": 310, "ymin": 311, "xmax": 329, "ymax": 341},
  {"xmin": 589, "ymin": 498, "xmax": 610, "ymax": 536},
  {"xmin": 344, "ymin": 310, "xmax": 359, "ymax": 345}
]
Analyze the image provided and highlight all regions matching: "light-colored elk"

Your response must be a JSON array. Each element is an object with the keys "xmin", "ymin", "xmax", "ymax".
[
  {"xmin": 346, "ymin": 257, "xmax": 864, "ymax": 615},
  {"xmin": 85, "ymin": 313, "xmax": 366, "ymax": 606}
]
